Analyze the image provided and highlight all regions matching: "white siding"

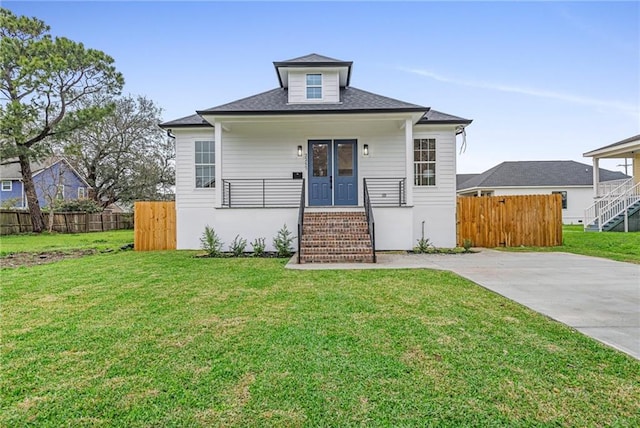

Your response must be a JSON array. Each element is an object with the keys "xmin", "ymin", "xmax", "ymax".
[
  {"xmin": 173, "ymin": 128, "xmax": 217, "ymax": 209},
  {"xmin": 287, "ymin": 70, "xmax": 340, "ymax": 104},
  {"xmin": 411, "ymin": 126, "xmax": 458, "ymax": 247},
  {"xmin": 412, "ymin": 127, "xmax": 458, "ymax": 207}
]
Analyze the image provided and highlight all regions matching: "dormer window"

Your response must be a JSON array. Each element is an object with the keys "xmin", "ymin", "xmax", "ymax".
[{"xmin": 306, "ymin": 74, "xmax": 322, "ymax": 99}]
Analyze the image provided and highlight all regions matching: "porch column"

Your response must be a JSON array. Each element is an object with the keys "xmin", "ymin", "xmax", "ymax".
[
  {"xmin": 214, "ymin": 121, "xmax": 223, "ymax": 208},
  {"xmin": 634, "ymin": 153, "xmax": 640, "ymax": 184},
  {"xmin": 592, "ymin": 157, "xmax": 600, "ymax": 198},
  {"xmin": 405, "ymin": 118, "xmax": 414, "ymax": 206}
]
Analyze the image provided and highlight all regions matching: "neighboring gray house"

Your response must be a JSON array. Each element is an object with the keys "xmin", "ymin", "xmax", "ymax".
[{"xmin": 457, "ymin": 161, "xmax": 629, "ymax": 224}]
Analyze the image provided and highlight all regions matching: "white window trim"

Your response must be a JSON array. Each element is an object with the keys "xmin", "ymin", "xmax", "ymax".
[
  {"xmin": 56, "ymin": 184, "xmax": 65, "ymax": 200},
  {"xmin": 78, "ymin": 187, "xmax": 86, "ymax": 199},
  {"xmin": 306, "ymin": 73, "xmax": 323, "ymax": 100},
  {"xmin": 195, "ymin": 140, "xmax": 215, "ymax": 189},
  {"xmin": 413, "ymin": 138, "xmax": 437, "ymax": 187},
  {"xmin": 1, "ymin": 180, "xmax": 12, "ymax": 191}
]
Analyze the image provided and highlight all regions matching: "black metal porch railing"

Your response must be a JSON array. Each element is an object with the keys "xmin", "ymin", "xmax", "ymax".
[
  {"xmin": 363, "ymin": 178, "xmax": 377, "ymax": 263},
  {"xmin": 297, "ymin": 179, "xmax": 306, "ymax": 264},
  {"xmin": 363, "ymin": 177, "xmax": 406, "ymax": 207},
  {"xmin": 221, "ymin": 178, "xmax": 304, "ymax": 208}
]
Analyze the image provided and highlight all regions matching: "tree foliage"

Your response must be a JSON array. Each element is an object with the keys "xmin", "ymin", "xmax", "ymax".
[
  {"xmin": 59, "ymin": 94, "xmax": 175, "ymax": 207},
  {"xmin": 0, "ymin": 8, "xmax": 124, "ymax": 231}
]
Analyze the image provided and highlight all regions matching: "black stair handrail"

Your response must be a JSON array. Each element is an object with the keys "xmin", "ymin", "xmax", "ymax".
[
  {"xmin": 297, "ymin": 179, "xmax": 305, "ymax": 264},
  {"xmin": 363, "ymin": 178, "xmax": 377, "ymax": 263}
]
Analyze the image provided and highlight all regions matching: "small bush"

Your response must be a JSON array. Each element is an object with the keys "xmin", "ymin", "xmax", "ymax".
[
  {"xmin": 251, "ymin": 237, "xmax": 266, "ymax": 257},
  {"xmin": 1, "ymin": 197, "xmax": 21, "ymax": 209},
  {"xmin": 463, "ymin": 238, "xmax": 473, "ymax": 252},
  {"xmin": 273, "ymin": 224, "xmax": 295, "ymax": 258},
  {"xmin": 54, "ymin": 198, "xmax": 102, "ymax": 213},
  {"xmin": 229, "ymin": 234, "xmax": 247, "ymax": 257},
  {"xmin": 414, "ymin": 237, "xmax": 432, "ymax": 254},
  {"xmin": 200, "ymin": 225, "xmax": 224, "ymax": 257}
]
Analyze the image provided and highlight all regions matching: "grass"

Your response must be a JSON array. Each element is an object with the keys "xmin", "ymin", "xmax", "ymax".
[
  {"xmin": 501, "ymin": 225, "xmax": 640, "ymax": 264},
  {"xmin": 0, "ymin": 230, "xmax": 134, "ymax": 257},
  {"xmin": 2, "ymin": 251, "xmax": 638, "ymax": 426}
]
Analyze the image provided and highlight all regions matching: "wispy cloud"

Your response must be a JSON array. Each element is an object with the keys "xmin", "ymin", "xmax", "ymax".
[{"xmin": 399, "ymin": 67, "xmax": 639, "ymax": 117}]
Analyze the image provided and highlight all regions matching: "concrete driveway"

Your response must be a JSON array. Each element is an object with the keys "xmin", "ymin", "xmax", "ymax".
[{"xmin": 288, "ymin": 250, "xmax": 640, "ymax": 359}]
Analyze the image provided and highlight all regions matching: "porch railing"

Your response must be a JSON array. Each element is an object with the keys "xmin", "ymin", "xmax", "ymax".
[
  {"xmin": 221, "ymin": 178, "xmax": 303, "ymax": 208},
  {"xmin": 297, "ymin": 179, "xmax": 306, "ymax": 264},
  {"xmin": 363, "ymin": 177, "xmax": 406, "ymax": 207},
  {"xmin": 585, "ymin": 179, "xmax": 640, "ymax": 231},
  {"xmin": 363, "ymin": 178, "xmax": 377, "ymax": 263},
  {"xmin": 597, "ymin": 178, "xmax": 634, "ymax": 197}
]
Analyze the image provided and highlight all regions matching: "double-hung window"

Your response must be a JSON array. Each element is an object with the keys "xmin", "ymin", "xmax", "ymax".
[
  {"xmin": 552, "ymin": 191, "xmax": 567, "ymax": 209},
  {"xmin": 195, "ymin": 140, "xmax": 215, "ymax": 188},
  {"xmin": 56, "ymin": 185, "xmax": 65, "ymax": 200},
  {"xmin": 414, "ymin": 138, "xmax": 436, "ymax": 186},
  {"xmin": 306, "ymin": 74, "xmax": 322, "ymax": 100},
  {"xmin": 1, "ymin": 180, "xmax": 11, "ymax": 191},
  {"xmin": 78, "ymin": 187, "xmax": 86, "ymax": 199}
]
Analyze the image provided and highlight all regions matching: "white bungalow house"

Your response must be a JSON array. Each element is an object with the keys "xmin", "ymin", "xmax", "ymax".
[
  {"xmin": 456, "ymin": 161, "xmax": 629, "ymax": 224},
  {"xmin": 583, "ymin": 135, "xmax": 640, "ymax": 232},
  {"xmin": 160, "ymin": 54, "xmax": 472, "ymax": 262}
]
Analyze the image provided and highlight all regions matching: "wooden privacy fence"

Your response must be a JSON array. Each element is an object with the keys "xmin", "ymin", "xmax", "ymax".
[
  {"xmin": 457, "ymin": 194, "xmax": 563, "ymax": 247},
  {"xmin": 134, "ymin": 201, "xmax": 176, "ymax": 251},
  {"xmin": 0, "ymin": 210, "xmax": 133, "ymax": 235}
]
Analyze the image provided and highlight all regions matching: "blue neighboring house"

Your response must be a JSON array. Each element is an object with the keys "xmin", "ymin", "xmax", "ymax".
[{"xmin": 0, "ymin": 157, "xmax": 90, "ymax": 209}]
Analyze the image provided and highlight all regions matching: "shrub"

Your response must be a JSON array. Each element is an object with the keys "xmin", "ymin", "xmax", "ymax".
[
  {"xmin": 251, "ymin": 237, "xmax": 266, "ymax": 257},
  {"xmin": 273, "ymin": 224, "xmax": 295, "ymax": 258},
  {"xmin": 414, "ymin": 237, "xmax": 432, "ymax": 254},
  {"xmin": 0, "ymin": 197, "xmax": 21, "ymax": 209},
  {"xmin": 463, "ymin": 238, "xmax": 473, "ymax": 252},
  {"xmin": 54, "ymin": 198, "xmax": 102, "ymax": 213},
  {"xmin": 200, "ymin": 226, "xmax": 224, "ymax": 257},
  {"xmin": 229, "ymin": 234, "xmax": 247, "ymax": 257}
]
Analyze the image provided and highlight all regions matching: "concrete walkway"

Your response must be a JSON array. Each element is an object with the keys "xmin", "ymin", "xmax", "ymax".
[{"xmin": 287, "ymin": 250, "xmax": 640, "ymax": 359}]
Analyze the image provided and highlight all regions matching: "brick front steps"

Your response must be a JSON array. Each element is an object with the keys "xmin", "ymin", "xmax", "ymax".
[{"xmin": 299, "ymin": 212, "xmax": 374, "ymax": 263}]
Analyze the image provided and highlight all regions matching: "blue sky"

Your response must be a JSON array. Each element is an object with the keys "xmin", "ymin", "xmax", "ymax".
[{"xmin": 6, "ymin": 1, "xmax": 639, "ymax": 173}]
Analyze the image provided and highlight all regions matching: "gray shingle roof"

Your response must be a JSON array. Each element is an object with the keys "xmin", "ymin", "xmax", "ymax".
[
  {"xmin": 159, "ymin": 113, "xmax": 212, "ymax": 128},
  {"xmin": 456, "ymin": 173, "xmax": 479, "ymax": 188},
  {"xmin": 417, "ymin": 109, "xmax": 472, "ymax": 125},
  {"xmin": 196, "ymin": 87, "xmax": 427, "ymax": 115},
  {"xmin": 278, "ymin": 53, "xmax": 348, "ymax": 64},
  {"xmin": 457, "ymin": 161, "xmax": 629, "ymax": 190}
]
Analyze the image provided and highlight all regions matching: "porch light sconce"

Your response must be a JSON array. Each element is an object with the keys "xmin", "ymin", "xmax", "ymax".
[
  {"xmin": 297, "ymin": 145, "xmax": 303, "ymax": 157},
  {"xmin": 363, "ymin": 144, "xmax": 369, "ymax": 156}
]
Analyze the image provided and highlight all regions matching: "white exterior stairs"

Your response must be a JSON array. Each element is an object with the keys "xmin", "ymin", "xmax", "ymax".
[
  {"xmin": 585, "ymin": 179, "xmax": 640, "ymax": 232},
  {"xmin": 299, "ymin": 211, "xmax": 374, "ymax": 263}
]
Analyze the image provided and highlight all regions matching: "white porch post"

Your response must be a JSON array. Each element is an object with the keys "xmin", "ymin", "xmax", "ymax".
[
  {"xmin": 405, "ymin": 118, "xmax": 414, "ymax": 206},
  {"xmin": 592, "ymin": 157, "xmax": 600, "ymax": 198},
  {"xmin": 214, "ymin": 121, "xmax": 223, "ymax": 208}
]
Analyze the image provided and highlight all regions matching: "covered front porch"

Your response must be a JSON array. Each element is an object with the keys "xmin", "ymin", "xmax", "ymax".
[{"xmin": 583, "ymin": 135, "xmax": 640, "ymax": 231}]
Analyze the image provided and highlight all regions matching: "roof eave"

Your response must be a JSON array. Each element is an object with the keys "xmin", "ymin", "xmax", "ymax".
[
  {"xmin": 417, "ymin": 119, "xmax": 473, "ymax": 125},
  {"xmin": 158, "ymin": 122, "xmax": 213, "ymax": 129},
  {"xmin": 196, "ymin": 107, "xmax": 428, "ymax": 116}
]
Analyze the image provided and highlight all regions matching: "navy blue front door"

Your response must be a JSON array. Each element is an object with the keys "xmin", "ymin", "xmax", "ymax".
[
  {"xmin": 308, "ymin": 139, "xmax": 358, "ymax": 206},
  {"xmin": 308, "ymin": 140, "xmax": 332, "ymax": 206},
  {"xmin": 333, "ymin": 140, "xmax": 358, "ymax": 206}
]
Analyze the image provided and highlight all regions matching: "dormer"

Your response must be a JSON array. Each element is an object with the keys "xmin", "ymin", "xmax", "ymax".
[{"xmin": 273, "ymin": 53, "xmax": 353, "ymax": 104}]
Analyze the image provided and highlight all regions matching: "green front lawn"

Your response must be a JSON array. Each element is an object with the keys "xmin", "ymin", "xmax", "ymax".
[
  {"xmin": 502, "ymin": 225, "xmax": 640, "ymax": 264},
  {"xmin": 2, "ymin": 252, "xmax": 638, "ymax": 426},
  {"xmin": 0, "ymin": 230, "xmax": 134, "ymax": 257}
]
